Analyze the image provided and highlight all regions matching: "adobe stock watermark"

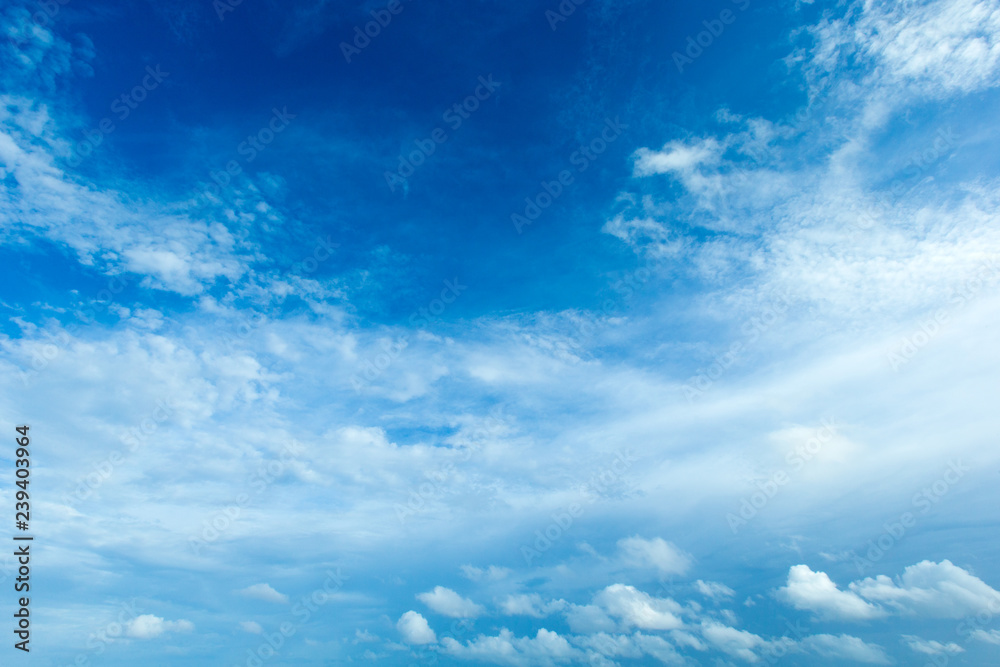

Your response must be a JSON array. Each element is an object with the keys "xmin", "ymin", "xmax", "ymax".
[
  {"xmin": 520, "ymin": 449, "xmax": 636, "ymax": 565},
  {"xmin": 340, "ymin": 0, "xmax": 408, "ymax": 63},
  {"xmin": 350, "ymin": 278, "xmax": 467, "ymax": 391},
  {"xmin": 852, "ymin": 459, "xmax": 969, "ymax": 575},
  {"xmin": 66, "ymin": 65, "xmax": 170, "ymax": 167},
  {"xmin": 672, "ymin": 0, "xmax": 751, "ymax": 73},
  {"xmin": 189, "ymin": 440, "xmax": 305, "ymax": 555},
  {"xmin": 727, "ymin": 419, "xmax": 837, "ymax": 534},
  {"xmin": 232, "ymin": 569, "xmax": 349, "ymax": 667},
  {"xmin": 544, "ymin": 0, "xmax": 587, "ymax": 31},
  {"xmin": 683, "ymin": 291, "xmax": 792, "ymax": 401},
  {"xmin": 384, "ymin": 75, "xmax": 501, "ymax": 193},
  {"xmin": 511, "ymin": 117, "xmax": 628, "ymax": 234},
  {"xmin": 195, "ymin": 107, "xmax": 296, "ymax": 201},
  {"xmin": 213, "ymin": 0, "xmax": 244, "ymax": 21}
]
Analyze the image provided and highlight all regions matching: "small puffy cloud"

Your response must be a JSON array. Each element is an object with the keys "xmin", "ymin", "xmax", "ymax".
[
  {"xmin": 417, "ymin": 586, "xmax": 485, "ymax": 618},
  {"xmin": 633, "ymin": 139, "xmax": 722, "ymax": 177},
  {"xmin": 441, "ymin": 628, "xmax": 579, "ymax": 666},
  {"xmin": 803, "ymin": 634, "xmax": 891, "ymax": 664},
  {"xmin": 499, "ymin": 593, "xmax": 567, "ymax": 618},
  {"xmin": 124, "ymin": 615, "xmax": 194, "ymax": 639},
  {"xmin": 778, "ymin": 565, "xmax": 884, "ymax": 620},
  {"xmin": 237, "ymin": 583, "xmax": 289, "ymax": 604},
  {"xmin": 594, "ymin": 584, "xmax": 683, "ymax": 630},
  {"xmin": 695, "ymin": 580, "xmax": 735, "ymax": 601},
  {"xmin": 239, "ymin": 621, "xmax": 263, "ymax": 634},
  {"xmin": 850, "ymin": 560, "xmax": 1000, "ymax": 618},
  {"xmin": 397, "ymin": 611, "xmax": 436, "ymax": 645},
  {"xmin": 902, "ymin": 635, "xmax": 964, "ymax": 655},
  {"xmin": 616, "ymin": 536, "xmax": 692, "ymax": 576}
]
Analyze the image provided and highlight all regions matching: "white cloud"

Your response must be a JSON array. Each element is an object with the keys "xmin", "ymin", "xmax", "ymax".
[
  {"xmin": 699, "ymin": 621, "xmax": 791, "ymax": 663},
  {"xmin": 632, "ymin": 632, "xmax": 686, "ymax": 665},
  {"xmin": 237, "ymin": 583, "xmax": 289, "ymax": 604},
  {"xmin": 779, "ymin": 560, "xmax": 1000, "ymax": 624},
  {"xmin": 441, "ymin": 628, "xmax": 579, "ymax": 667},
  {"xmin": 695, "ymin": 580, "xmax": 735, "ymax": 601},
  {"xmin": 802, "ymin": 634, "xmax": 891, "ymax": 664},
  {"xmin": 397, "ymin": 610, "xmax": 436, "ymax": 645},
  {"xmin": 593, "ymin": 584, "xmax": 684, "ymax": 630},
  {"xmin": 633, "ymin": 139, "xmax": 723, "ymax": 177},
  {"xmin": 971, "ymin": 628, "xmax": 1000, "ymax": 645},
  {"xmin": 778, "ymin": 565, "xmax": 885, "ymax": 620},
  {"xmin": 615, "ymin": 536, "xmax": 691, "ymax": 576},
  {"xmin": 354, "ymin": 628, "xmax": 379, "ymax": 643},
  {"xmin": 124, "ymin": 614, "xmax": 194, "ymax": 639},
  {"xmin": 850, "ymin": 559, "xmax": 1000, "ymax": 618},
  {"xmin": 563, "ymin": 603, "xmax": 618, "ymax": 634},
  {"xmin": 0, "ymin": 97, "xmax": 257, "ymax": 296},
  {"xmin": 832, "ymin": 0, "xmax": 1000, "ymax": 97},
  {"xmin": 239, "ymin": 621, "xmax": 263, "ymax": 634},
  {"xmin": 417, "ymin": 586, "xmax": 484, "ymax": 618},
  {"xmin": 499, "ymin": 594, "xmax": 568, "ymax": 618},
  {"xmin": 902, "ymin": 634, "xmax": 964, "ymax": 655},
  {"xmin": 569, "ymin": 631, "xmax": 686, "ymax": 665}
]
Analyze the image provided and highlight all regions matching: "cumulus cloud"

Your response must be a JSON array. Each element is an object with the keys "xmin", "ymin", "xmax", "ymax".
[
  {"xmin": 593, "ymin": 584, "xmax": 684, "ymax": 630},
  {"xmin": 779, "ymin": 560, "xmax": 1000, "ymax": 624},
  {"xmin": 902, "ymin": 634, "xmax": 964, "ymax": 655},
  {"xmin": 124, "ymin": 615, "xmax": 194, "ymax": 639},
  {"xmin": 397, "ymin": 610, "xmax": 436, "ymax": 645},
  {"xmin": 417, "ymin": 586, "xmax": 484, "ymax": 618},
  {"xmin": 441, "ymin": 628, "xmax": 579, "ymax": 666},
  {"xmin": 778, "ymin": 564, "xmax": 885, "ymax": 620},
  {"xmin": 237, "ymin": 583, "xmax": 289, "ymax": 604},
  {"xmin": 563, "ymin": 603, "xmax": 619, "ymax": 634},
  {"xmin": 499, "ymin": 593, "xmax": 568, "ymax": 618},
  {"xmin": 700, "ymin": 621, "xmax": 793, "ymax": 663},
  {"xmin": 615, "ymin": 536, "xmax": 692, "ymax": 576},
  {"xmin": 850, "ymin": 560, "xmax": 1000, "ymax": 618}
]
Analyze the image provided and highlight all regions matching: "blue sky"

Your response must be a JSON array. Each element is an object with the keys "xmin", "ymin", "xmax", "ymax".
[{"xmin": 2, "ymin": 0, "xmax": 1000, "ymax": 664}]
